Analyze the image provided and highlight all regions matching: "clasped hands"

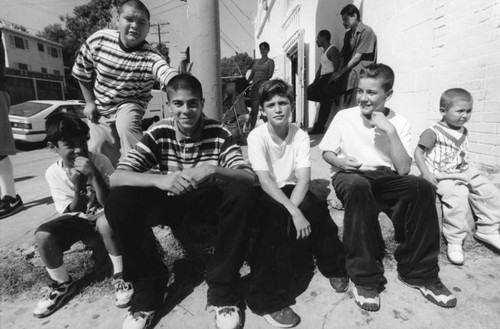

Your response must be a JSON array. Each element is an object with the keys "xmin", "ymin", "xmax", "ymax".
[{"xmin": 160, "ymin": 166, "xmax": 215, "ymax": 196}]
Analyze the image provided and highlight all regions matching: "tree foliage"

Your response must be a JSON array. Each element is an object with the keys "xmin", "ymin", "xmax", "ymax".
[
  {"xmin": 155, "ymin": 43, "xmax": 170, "ymax": 65},
  {"xmin": 221, "ymin": 52, "xmax": 253, "ymax": 77}
]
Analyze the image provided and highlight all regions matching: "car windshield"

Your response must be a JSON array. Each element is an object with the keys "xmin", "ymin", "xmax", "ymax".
[{"xmin": 10, "ymin": 102, "xmax": 52, "ymax": 117}]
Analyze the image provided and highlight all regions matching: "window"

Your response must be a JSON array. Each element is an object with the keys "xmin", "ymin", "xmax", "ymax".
[
  {"xmin": 9, "ymin": 35, "xmax": 29, "ymax": 50},
  {"xmin": 18, "ymin": 63, "xmax": 28, "ymax": 70},
  {"xmin": 53, "ymin": 70, "xmax": 61, "ymax": 76},
  {"xmin": 48, "ymin": 46, "xmax": 59, "ymax": 58},
  {"xmin": 41, "ymin": 67, "xmax": 47, "ymax": 73},
  {"xmin": 38, "ymin": 43, "xmax": 44, "ymax": 52}
]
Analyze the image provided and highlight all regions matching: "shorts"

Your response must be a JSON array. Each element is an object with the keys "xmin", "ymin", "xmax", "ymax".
[{"xmin": 35, "ymin": 214, "xmax": 99, "ymax": 252}]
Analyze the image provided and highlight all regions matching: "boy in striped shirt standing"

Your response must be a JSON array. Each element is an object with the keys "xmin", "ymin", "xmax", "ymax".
[
  {"xmin": 415, "ymin": 88, "xmax": 500, "ymax": 265},
  {"xmin": 72, "ymin": 0, "xmax": 177, "ymax": 167}
]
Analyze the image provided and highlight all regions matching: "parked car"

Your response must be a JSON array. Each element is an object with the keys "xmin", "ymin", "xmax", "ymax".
[
  {"xmin": 142, "ymin": 89, "xmax": 169, "ymax": 130},
  {"xmin": 9, "ymin": 100, "xmax": 86, "ymax": 143}
]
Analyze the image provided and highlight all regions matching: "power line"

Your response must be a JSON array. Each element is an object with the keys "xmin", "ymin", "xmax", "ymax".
[
  {"xmin": 219, "ymin": 0, "xmax": 253, "ymax": 39},
  {"xmin": 229, "ymin": 0, "xmax": 252, "ymax": 22},
  {"xmin": 220, "ymin": 34, "xmax": 239, "ymax": 54},
  {"xmin": 153, "ymin": 3, "xmax": 186, "ymax": 16},
  {"xmin": 220, "ymin": 29, "xmax": 241, "ymax": 53},
  {"xmin": 150, "ymin": 22, "xmax": 169, "ymax": 44},
  {"xmin": 220, "ymin": 30, "xmax": 241, "ymax": 52},
  {"xmin": 149, "ymin": 0, "xmax": 178, "ymax": 12}
]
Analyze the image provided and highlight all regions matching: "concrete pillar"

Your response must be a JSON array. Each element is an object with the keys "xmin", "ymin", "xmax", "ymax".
[{"xmin": 186, "ymin": 0, "xmax": 222, "ymax": 120}]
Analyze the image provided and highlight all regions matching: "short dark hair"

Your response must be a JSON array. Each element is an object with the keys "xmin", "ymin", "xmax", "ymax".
[
  {"xmin": 359, "ymin": 63, "xmax": 395, "ymax": 92},
  {"xmin": 259, "ymin": 42, "xmax": 270, "ymax": 50},
  {"xmin": 318, "ymin": 30, "xmax": 331, "ymax": 42},
  {"xmin": 440, "ymin": 88, "xmax": 473, "ymax": 110},
  {"xmin": 340, "ymin": 4, "xmax": 360, "ymax": 21},
  {"xmin": 45, "ymin": 112, "xmax": 89, "ymax": 145},
  {"xmin": 118, "ymin": 0, "xmax": 150, "ymax": 22},
  {"xmin": 259, "ymin": 79, "xmax": 294, "ymax": 107},
  {"xmin": 165, "ymin": 74, "xmax": 203, "ymax": 101}
]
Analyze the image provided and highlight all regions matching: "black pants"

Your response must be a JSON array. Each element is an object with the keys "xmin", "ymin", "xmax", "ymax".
[
  {"xmin": 311, "ymin": 74, "xmax": 334, "ymax": 132},
  {"xmin": 105, "ymin": 181, "xmax": 254, "ymax": 312},
  {"xmin": 332, "ymin": 168, "xmax": 440, "ymax": 289},
  {"xmin": 246, "ymin": 186, "xmax": 347, "ymax": 315}
]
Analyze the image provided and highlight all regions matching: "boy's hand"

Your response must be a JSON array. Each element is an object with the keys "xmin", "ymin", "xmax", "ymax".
[
  {"xmin": 157, "ymin": 172, "xmax": 195, "ymax": 196},
  {"xmin": 370, "ymin": 112, "xmax": 395, "ymax": 134},
  {"xmin": 422, "ymin": 172, "xmax": 438, "ymax": 187},
  {"xmin": 74, "ymin": 156, "xmax": 97, "ymax": 178},
  {"xmin": 340, "ymin": 156, "xmax": 363, "ymax": 171},
  {"xmin": 291, "ymin": 210, "xmax": 311, "ymax": 240},
  {"xmin": 181, "ymin": 166, "xmax": 215, "ymax": 186},
  {"xmin": 68, "ymin": 167, "xmax": 87, "ymax": 191},
  {"xmin": 84, "ymin": 103, "xmax": 100, "ymax": 123}
]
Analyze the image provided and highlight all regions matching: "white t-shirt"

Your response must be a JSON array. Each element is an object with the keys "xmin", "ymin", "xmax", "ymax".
[
  {"xmin": 45, "ymin": 152, "xmax": 114, "ymax": 216},
  {"xmin": 318, "ymin": 107, "xmax": 412, "ymax": 174},
  {"xmin": 247, "ymin": 123, "xmax": 310, "ymax": 188}
]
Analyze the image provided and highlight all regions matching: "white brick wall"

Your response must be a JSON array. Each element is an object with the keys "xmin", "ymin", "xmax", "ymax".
[{"xmin": 361, "ymin": 0, "xmax": 500, "ymax": 170}]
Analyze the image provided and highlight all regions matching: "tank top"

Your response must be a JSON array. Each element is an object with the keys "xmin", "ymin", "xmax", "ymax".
[
  {"xmin": 252, "ymin": 58, "xmax": 272, "ymax": 84},
  {"xmin": 320, "ymin": 45, "xmax": 334, "ymax": 76}
]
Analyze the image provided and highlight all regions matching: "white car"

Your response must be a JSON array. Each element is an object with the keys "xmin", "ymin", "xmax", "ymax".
[{"xmin": 9, "ymin": 100, "xmax": 86, "ymax": 143}]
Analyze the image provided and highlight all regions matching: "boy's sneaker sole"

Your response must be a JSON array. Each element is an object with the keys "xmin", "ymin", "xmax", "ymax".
[
  {"xmin": 352, "ymin": 284, "xmax": 380, "ymax": 312},
  {"xmin": 398, "ymin": 275, "xmax": 457, "ymax": 308}
]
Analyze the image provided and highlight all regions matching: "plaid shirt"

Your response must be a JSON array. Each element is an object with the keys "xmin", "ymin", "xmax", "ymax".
[{"xmin": 118, "ymin": 116, "xmax": 253, "ymax": 176}]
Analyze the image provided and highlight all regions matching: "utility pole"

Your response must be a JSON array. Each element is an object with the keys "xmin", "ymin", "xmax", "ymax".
[
  {"xmin": 186, "ymin": 0, "xmax": 222, "ymax": 120},
  {"xmin": 150, "ymin": 22, "xmax": 169, "ymax": 44}
]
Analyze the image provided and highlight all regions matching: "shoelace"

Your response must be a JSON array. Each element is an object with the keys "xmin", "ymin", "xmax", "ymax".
[
  {"xmin": 217, "ymin": 306, "xmax": 238, "ymax": 316},
  {"xmin": 113, "ymin": 279, "xmax": 130, "ymax": 291}
]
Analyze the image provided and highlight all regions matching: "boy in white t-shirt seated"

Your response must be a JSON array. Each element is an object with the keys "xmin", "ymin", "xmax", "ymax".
[
  {"xmin": 319, "ymin": 63, "xmax": 457, "ymax": 312},
  {"xmin": 33, "ymin": 112, "xmax": 132, "ymax": 318},
  {"xmin": 246, "ymin": 79, "xmax": 347, "ymax": 327}
]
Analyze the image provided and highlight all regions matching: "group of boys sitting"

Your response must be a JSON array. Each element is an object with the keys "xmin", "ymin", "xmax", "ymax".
[{"xmin": 32, "ymin": 62, "xmax": 500, "ymax": 329}]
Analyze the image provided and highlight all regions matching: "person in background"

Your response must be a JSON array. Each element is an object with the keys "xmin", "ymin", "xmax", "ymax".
[
  {"xmin": 247, "ymin": 41, "xmax": 275, "ymax": 131},
  {"xmin": 308, "ymin": 30, "xmax": 341, "ymax": 135},
  {"xmin": 178, "ymin": 46, "xmax": 193, "ymax": 74},
  {"xmin": 0, "ymin": 30, "xmax": 24, "ymax": 219},
  {"xmin": 331, "ymin": 4, "xmax": 377, "ymax": 110}
]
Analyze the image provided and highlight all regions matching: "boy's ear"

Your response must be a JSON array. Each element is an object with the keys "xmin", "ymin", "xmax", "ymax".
[
  {"xmin": 385, "ymin": 89, "xmax": 393, "ymax": 100},
  {"xmin": 439, "ymin": 106, "xmax": 447, "ymax": 116}
]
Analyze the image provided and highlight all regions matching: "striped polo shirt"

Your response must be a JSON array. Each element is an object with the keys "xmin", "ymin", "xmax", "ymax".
[
  {"xmin": 418, "ymin": 121, "xmax": 469, "ymax": 175},
  {"xmin": 72, "ymin": 29, "xmax": 177, "ymax": 115},
  {"xmin": 117, "ymin": 116, "xmax": 254, "ymax": 176}
]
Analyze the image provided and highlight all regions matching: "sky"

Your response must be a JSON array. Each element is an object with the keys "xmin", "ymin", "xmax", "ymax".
[{"xmin": 0, "ymin": 0, "xmax": 257, "ymax": 65}]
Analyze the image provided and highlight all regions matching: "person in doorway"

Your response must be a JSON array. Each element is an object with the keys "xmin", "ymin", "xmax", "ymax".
[
  {"xmin": 72, "ymin": 0, "xmax": 177, "ymax": 167},
  {"xmin": 308, "ymin": 30, "xmax": 341, "ymax": 135},
  {"xmin": 247, "ymin": 42, "xmax": 275, "ymax": 131},
  {"xmin": 330, "ymin": 4, "xmax": 377, "ymax": 110}
]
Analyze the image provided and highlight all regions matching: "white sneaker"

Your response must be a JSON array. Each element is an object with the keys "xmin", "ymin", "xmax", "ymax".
[
  {"xmin": 122, "ymin": 311, "xmax": 155, "ymax": 329},
  {"xmin": 474, "ymin": 232, "xmax": 500, "ymax": 251},
  {"xmin": 33, "ymin": 278, "xmax": 76, "ymax": 318},
  {"xmin": 214, "ymin": 306, "xmax": 243, "ymax": 329},
  {"xmin": 113, "ymin": 275, "xmax": 134, "ymax": 308},
  {"xmin": 447, "ymin": 244, "xmax": 464, "ymax": 265}
]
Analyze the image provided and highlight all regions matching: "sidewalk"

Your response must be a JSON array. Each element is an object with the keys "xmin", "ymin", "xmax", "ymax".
[{"xmin": 1, "ymin": 138, "xmax": 500, "ymax": 329}]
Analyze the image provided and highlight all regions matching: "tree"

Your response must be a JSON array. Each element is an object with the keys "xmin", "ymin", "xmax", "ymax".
[
  {"xmin": 38, "ymin": 0, "xmax": 115, "ymax": 98},
  {"xmin": 221, "ymin": 52, "xmax": 253, "ymax": 77}
]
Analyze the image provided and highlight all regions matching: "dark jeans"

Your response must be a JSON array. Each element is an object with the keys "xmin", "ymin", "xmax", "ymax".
[
  {"xmin": 311, "ymin": 74, "xmax": 334, "ymax": 132},
  {"xmin": 105, "ymin": 181, "xmax": 254, "ymax": 312},
  {"xmin": 332, "ymin": 168, "xmax": 440, "ymax": 289},
  {"xmin": 246, "ymin": 186, "xmax": 347, "ymax": 315}
]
